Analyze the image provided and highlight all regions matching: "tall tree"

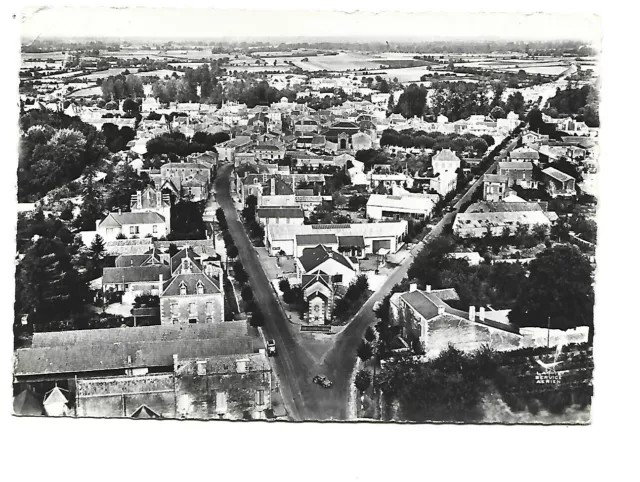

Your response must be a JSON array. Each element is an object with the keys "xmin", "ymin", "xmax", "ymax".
[
  {"xmin": 79, "ymin": 166, "xmax": 104, "ymax": 230},
  {"xmin": 509, "ymin": 245, "xmax": 594, "ymax": 330}
]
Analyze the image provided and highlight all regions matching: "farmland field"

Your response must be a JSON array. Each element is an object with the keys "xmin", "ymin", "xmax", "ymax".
[
  {"xmin": 285, "ymin": 52, "xmax": 386, "ymax": 71},
  {"xmin": 68, "ymin": 86, "xmax": 103, "ymax": 98},
  {"xmin": 21, "ymin": 51, "xmax": 68, "ymax": 61},
  {"xmin": 225, "ymin": 65, "xmax": 294, "ymax": 73},
  {"xmin": 78, "ymin": 68, "xmax": 140, "ymax": 80}
]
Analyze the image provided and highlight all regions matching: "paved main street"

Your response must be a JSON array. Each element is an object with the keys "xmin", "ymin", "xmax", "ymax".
[{"xmin": 212, "ymin": 133, "xmax": 520, "ymax": 420}]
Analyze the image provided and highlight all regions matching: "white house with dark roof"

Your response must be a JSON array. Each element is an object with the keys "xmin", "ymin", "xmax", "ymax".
[
  {"xmin": 295, "ymin": 244, "xmax": 358, "ymax": 286},
  {"xmin": 97, "ymin": 211, "xmax": 168, "ymax": 242},
  {"xmin": 103, "ymin": 264, "xmax": 172, "ymax": 301}
]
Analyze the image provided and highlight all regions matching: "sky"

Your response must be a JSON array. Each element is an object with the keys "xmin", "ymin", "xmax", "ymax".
[{"xmin": 19, "ymin": 6, "xmax": 601, "ymax": 43}]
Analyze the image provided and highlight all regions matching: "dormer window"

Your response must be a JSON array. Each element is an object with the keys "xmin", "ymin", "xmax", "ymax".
[
  {"xmin": 181, "ymin": 258, "xmax": 190, "ymax": 273},
  {"xmin": 179, "ymin": 281, "xmax": 187, "ymax": 296},
  {"xmin": 196, "ymin": 281, "xmax": 204, "ymax": 295}
]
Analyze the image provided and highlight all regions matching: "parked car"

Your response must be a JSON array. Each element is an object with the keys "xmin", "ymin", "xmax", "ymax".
[
  {"xmin": 313, "ymin": 375, "xmax": 333, "ymax": 388},
  {"xmin": 267, "ymin": 339, "xmax": 277, "ymax": 357}
]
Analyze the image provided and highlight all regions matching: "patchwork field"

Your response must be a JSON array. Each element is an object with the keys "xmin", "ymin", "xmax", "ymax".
[{"xmin": 68, "ymin": 86, "xmax": 103, "ymax": 98}]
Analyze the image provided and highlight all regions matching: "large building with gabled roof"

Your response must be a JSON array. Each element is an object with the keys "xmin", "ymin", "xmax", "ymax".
[
  {"xmin": 97, "ymin": 211, "xmax": 169, "ymax": 242},
  {"xmin": 160, "ymin": 246, "xmax": 224, "ymax": 325}
]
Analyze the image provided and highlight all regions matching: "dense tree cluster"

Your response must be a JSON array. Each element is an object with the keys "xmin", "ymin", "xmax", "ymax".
[
  {"xmin": 100, "ymin": 73, "xmax": 144, "ymax": 101},
  {"xmin": 376, "ymin": 343, "xmax": 592, "ymax": 421},
  {"xmin": 101, "ymin": 123, "xmax": 135, "ymax": 153},
  {"xmin": 427, "ymin": 81, "xmax": 490, "ymax": 121},
  {"xmin": 145, "ymin": 131, "xmax": 225, "ymax": 159},
  {"xmin": 546, "ymin": 84, "xmax": 599, "ymax": 127},
  {"xmin": 18, "ymin": 111, "xmax": 109, "ymax": 202},
  {"xmin": 392, "ymin": 83, "xmax": 429, "ymax": 118},
  {"xmin": 407, "ymin": 236, "xmax": 529, "ymax": 310},
  {"xmin": 508, "ymin": 245, "xmax": 594, "ymax": 330}
]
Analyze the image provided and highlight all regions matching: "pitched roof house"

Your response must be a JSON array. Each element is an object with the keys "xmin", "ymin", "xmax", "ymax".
[
  {"xmin": 160, "ymin": 246, "xmax": 224, "ymax": 325},
  {"xmin": 296, "ymin": 245, "xmax": 357, "ymax": 285},
  {"xmin": 391, "ymin": 285, "xmax": 522, "ymax": 359},
  {"xmin": 542, "ymin": 167, "xmax": 577, "ymax": 197}
]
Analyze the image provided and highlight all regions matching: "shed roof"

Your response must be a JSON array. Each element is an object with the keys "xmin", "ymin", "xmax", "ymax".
[
  {"xmin": 338, "ymin": 235, "xmax": 366, "ymax": 248},
  {"xmin": 257, "ymin": 207, "xmax": 305, "ymax": 219},
  {"xmin": 296, "ymin": 234, "xmax": 338, "ymax": 246},
  {"xmin": 103, "ymin": 265, "xmax": 171, "ymax": 284},
  {"xmin": 542, "ymin": 166, "xmax": 575, "ymax": 183}
]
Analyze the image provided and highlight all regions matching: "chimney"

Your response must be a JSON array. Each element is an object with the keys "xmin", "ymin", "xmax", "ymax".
[
  {"xmin": 127, "ymin": 355, "xmax": 132, "ymax": 365},
  {"xmin": 479, "ymin": 307, "xmax": 485, "ymax": 322},
  {"xmin": 426, "ymin": 285, "xmax": 431, "ymax": 293},
  {"xmin": 159, "ymin": 273, "xmax": 164, "ymax": 291},
  {"xmin": 118, "ymin": 208, "xmax": 122, "ymax": 215},
  {"xmin": 437, "ymin": 305, "xmax": 445, "ymax": 315},
  {"xmin": 409, "ymin": 283, "xmax": 417, "ymax": 292},
  {"xmin": 156, "ymin": 189, "xmax": 163, "ymax": 207},
  {"xmin": 136, "ymin": 191, "xmax": 142, "ymax": 209},
  {"xmin": 172, "ymin": 354, "xmax": 178, "ymax": 369},
  {"xmin": 271, "ymin": 177, "xmax": 276, "ymax": 194},
  {"xmin": 469, "ymin": 306, "xmax": 476, "ymax": 322}
]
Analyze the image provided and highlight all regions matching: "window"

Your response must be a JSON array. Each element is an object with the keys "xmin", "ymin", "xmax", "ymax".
[
  {"xmin": 196, "ymin": 281, "xmax": 204, "ymax": 295},
  {"xmin": 153, "ymin": 225, "xmax": 158, "ymax": 233},
  {"xmin": 189, "ymin": 303, "xmax": 197, "ymax": 317},
  {"xmin": 129, "ymin": 226, "xmax": 139, "ymax": 235},
  {"xmin": 170, "ymin": 303, "xmax": 179, "ymax": 323},
  {"xmin": 180, "ymin": 282, "xmax": 187, "ymax": 296},
  {"xmin": 216, "ymin": 391, "xmax": 227, "ymax": 414},
  {"xmin": 236, "ymin": 359, "xmax": 247, "ymax": 374},
  {"xmin": 196, "ymin": 360, "xmax": 207, "ymax": 376},
  {"xmin": 206, "ymin": 302, "xmax": 214, "ymax": 314},
  {"xmin": 256, "ymin": 389, "xmax": 265, "ymax": 406}
]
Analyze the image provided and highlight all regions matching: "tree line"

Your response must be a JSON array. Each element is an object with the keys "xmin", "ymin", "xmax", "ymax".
[
  {"xmin": 390, "ymin": 80, "xmax": 527, "ymax": 122},
  {"xmin": 379, "ymin": 129, "xmax": 493, "ymax": 155}
]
